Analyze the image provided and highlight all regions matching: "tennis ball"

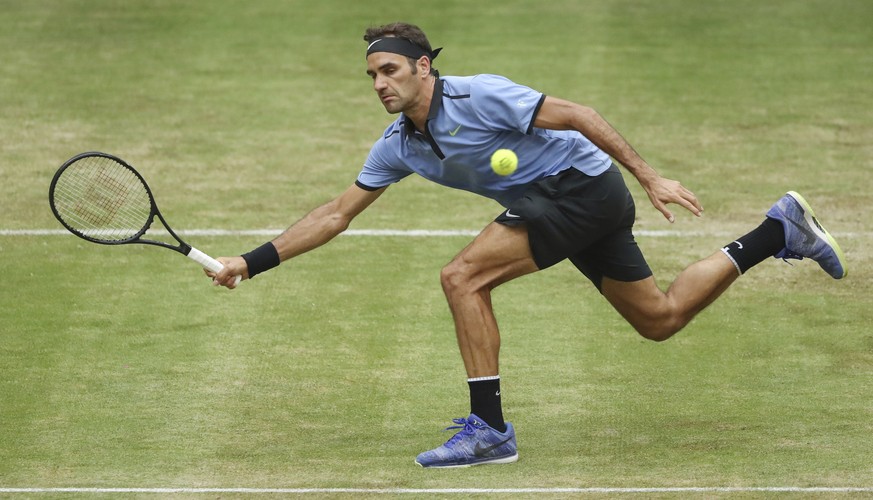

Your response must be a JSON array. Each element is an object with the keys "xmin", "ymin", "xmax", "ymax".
[{"xmin": 490, "ymin": 149, "xmax": 518, "ymax": 176}]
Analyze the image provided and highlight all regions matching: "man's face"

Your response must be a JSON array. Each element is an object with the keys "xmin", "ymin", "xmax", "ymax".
[{"xmin": 366, "ymin": 52, "xmax": 425, "ymax": 115}]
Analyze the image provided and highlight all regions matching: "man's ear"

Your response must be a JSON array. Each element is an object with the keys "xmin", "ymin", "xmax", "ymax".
[{"xmin": 417, "ymin": 56, "xmax": 431, "ymax": 77}]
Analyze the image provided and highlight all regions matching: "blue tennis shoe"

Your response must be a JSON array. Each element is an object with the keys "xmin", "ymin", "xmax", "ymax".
[
  {"xmin": 766, "ymin": 191, "xmax": 847, "ymax": 279},
  {"xmin": 415, "ymin": 414, "xmax": 518, "ymax": 468}
]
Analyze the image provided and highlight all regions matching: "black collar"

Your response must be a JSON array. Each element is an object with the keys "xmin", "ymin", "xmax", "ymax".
[
  {"xmin": 402, "ymin": 77, "xmax": 444, "ymax": 136},
  {"xmin": 401, "ymin": 78, "xmax": 446, "ymax": 159}
]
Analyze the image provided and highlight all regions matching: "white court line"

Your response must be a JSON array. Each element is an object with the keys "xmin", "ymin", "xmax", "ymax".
[
  {"xmin": 2, "ymin": 487, "xmax": 873, "ymax": 494},
  {"xmin": 2, "ymin": 228, "xmax": 871, "ymax": 238}
]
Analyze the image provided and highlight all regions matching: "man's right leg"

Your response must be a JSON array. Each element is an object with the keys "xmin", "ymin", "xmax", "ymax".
[{"xmin": 416, "ymin": 222, "xmax": 536, "ymax": 468}]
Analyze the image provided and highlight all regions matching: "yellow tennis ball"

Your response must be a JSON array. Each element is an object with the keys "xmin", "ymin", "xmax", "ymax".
[{"xmin": 490, "ymin": 149, "xmax": 518, "ymax": 176}]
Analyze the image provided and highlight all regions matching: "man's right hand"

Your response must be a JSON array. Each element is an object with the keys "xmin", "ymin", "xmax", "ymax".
[{"xmin": 206, "ymin": 256, "xmax": 249, "ymax": 289}]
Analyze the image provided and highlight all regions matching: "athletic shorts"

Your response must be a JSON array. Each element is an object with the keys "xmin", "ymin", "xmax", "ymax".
[{"xmin": 495, "ymin": 164, "xmax": 652, "ymax": 290}]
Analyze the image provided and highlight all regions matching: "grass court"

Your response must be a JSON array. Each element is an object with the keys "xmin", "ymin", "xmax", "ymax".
[{"xmin": 1, "ymin": 0, "xmax": 872, "ymax": 496}]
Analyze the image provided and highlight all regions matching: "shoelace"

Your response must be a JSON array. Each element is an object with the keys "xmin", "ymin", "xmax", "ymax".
[
  {"xmin": 780, "ymin": 249, "xmax": 803, "ymax": 265},
  {"xmin": 442, "ymin": 417, "xmax": 477, "ymax": 446},
  {"xmin": 782, "ymin": 250, "xmax": 803, "ymax": 260}
]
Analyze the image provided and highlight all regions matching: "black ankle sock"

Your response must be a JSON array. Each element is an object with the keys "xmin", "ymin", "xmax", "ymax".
[
  {"xmin": 468, "ymin": 376, "xmax": 506, "ymax": 433},
  {"xmin": 721, "ymin": 218, "xmax": 786, "ymax": 274}
]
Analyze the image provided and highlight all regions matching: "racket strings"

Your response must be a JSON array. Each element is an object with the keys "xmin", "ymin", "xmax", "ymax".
[{"xmin": 53, "ymin": 156, "xmax": 153, "ymax": 241}]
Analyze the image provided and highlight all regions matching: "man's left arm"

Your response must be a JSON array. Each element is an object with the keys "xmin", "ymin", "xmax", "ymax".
[{"xmin": 533, "ymin": 96, "xmax": 703, "ymax": 222}]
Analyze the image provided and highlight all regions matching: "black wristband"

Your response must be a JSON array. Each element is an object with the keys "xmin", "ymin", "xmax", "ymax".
[{"xmin": 241, "ymin": 242, "xmax": 280, "ymax": 279}]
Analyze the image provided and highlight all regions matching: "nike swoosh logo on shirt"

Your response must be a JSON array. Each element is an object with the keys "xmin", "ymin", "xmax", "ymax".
[
  {"xmin": 449, "ymin": 124, "xmax": 462, "ymax": 136},
  {"xmin": 504, "ymin": 210, "xmax": 521, "ymax": 218}
]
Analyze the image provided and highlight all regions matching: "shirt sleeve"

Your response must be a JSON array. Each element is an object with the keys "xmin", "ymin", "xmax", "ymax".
[
  {"xmin": 469, "ymin": 74, "xmax": 545, "ymax": 135},
  {"xmin": 356, "ymin": 131, "xmax": 412, "ymax": 190}
]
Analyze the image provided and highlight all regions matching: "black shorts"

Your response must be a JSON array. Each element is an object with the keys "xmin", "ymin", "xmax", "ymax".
[{"xmin": 495, "ymin": 164, "xmax": 652, "ymax": 290}]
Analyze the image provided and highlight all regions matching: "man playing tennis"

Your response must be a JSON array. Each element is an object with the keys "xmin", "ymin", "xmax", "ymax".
[{"xmin": 209, "ymin": 22, "xmax": 847, "ymax": 468}]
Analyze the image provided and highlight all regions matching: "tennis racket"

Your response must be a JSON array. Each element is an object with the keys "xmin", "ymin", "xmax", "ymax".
[{"xmin": 49, "ymin": 151, "xmax": 240, "ymax": 285}]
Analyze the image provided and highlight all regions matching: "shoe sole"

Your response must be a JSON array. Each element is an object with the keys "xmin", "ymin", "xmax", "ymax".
[
  {"xmin": 416, "ymin": 452, "xmax": 519, "ymax": 468},
  {"xmin": 786, "ymin": 191, "xmax": 848, "ymax": 279}
]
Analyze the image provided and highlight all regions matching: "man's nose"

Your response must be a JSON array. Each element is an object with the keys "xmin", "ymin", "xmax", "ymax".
[{"xmin": 373, "ymin": 75, "xmax": 387, "ymax": 91}]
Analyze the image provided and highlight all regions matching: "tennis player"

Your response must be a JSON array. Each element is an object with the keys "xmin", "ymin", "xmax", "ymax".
[{"xmin": 209, "ymin": 22, "xmax": 847, "ymax": 468}]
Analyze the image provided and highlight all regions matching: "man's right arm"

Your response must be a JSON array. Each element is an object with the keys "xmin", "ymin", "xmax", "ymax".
[
  {"xmin": 273, "ymin": 183, "xmax": 387, "ymax": 260},
  {"xmin": 210, "ymin": 183, "xmax": 387, "ymax": 287}
]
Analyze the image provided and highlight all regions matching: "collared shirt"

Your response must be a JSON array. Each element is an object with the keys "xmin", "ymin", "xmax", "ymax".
[{"xmin": 357, "ymin": 74, "xmax": 611, "ymax": 207}]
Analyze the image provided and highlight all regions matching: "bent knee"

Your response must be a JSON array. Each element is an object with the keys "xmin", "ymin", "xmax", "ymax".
[
  {"xmin": 440, "ymin": 259, "xmax": 472, "ymax": 295},
  {"xmin": 632, "ymin": 315, "xmax": 687, "ymax": 342}
]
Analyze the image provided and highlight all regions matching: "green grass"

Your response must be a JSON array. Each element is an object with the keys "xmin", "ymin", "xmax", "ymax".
[{"xmin": 2, "ymin": 0, "xmax": 872, "ymax": 496}]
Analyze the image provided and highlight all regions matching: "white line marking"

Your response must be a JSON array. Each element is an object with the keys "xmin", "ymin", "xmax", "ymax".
[
  {"xmin": 1, "ymin": 228, "xmax": 870, "ymax": 238},
  {"xmin": 2, "ymin": 487, "xmax": 872, "ymax": 494}
]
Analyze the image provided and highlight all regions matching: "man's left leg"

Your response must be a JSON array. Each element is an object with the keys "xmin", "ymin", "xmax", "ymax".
[
  {"xmin": 601, "ymin": 191, "xmax": 847, "ymax": 341},
  {"xmin": 600, "ymin": 251, "xmax": 740, "ymax": 341},
  {"xmin": 415, "ymin": 222, "xmax": 537, "ymax": 468}
]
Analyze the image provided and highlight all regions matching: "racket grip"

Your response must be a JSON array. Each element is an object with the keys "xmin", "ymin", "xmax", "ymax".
[{"xmin": 188, "ymin": 247, "xmax": 242, "ymax": 286}]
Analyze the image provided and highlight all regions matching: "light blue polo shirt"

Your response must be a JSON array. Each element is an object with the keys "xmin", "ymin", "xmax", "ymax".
[{"xmin": 357, "ymin": 74, "xmax": 612, "ymax": 207}]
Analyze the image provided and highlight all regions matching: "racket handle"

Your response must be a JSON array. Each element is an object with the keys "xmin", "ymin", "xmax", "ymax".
[{"xmin": 188, "ymin": 247, "xmax": 242, "ymax": 286}]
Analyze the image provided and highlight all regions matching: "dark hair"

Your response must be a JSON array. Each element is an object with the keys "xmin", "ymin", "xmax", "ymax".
[{"xmin": 363, "ymin": 22, "xmax": 437, "ymax": 76}]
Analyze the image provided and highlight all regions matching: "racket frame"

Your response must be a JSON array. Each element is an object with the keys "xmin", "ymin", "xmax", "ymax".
[
  {"xmin": 49, "ymin": 151, "xmax": 239, "ymax": 283},
  {"xmin": 49, "ymin": 151, "xmax": 193, "ymax": 253}
]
